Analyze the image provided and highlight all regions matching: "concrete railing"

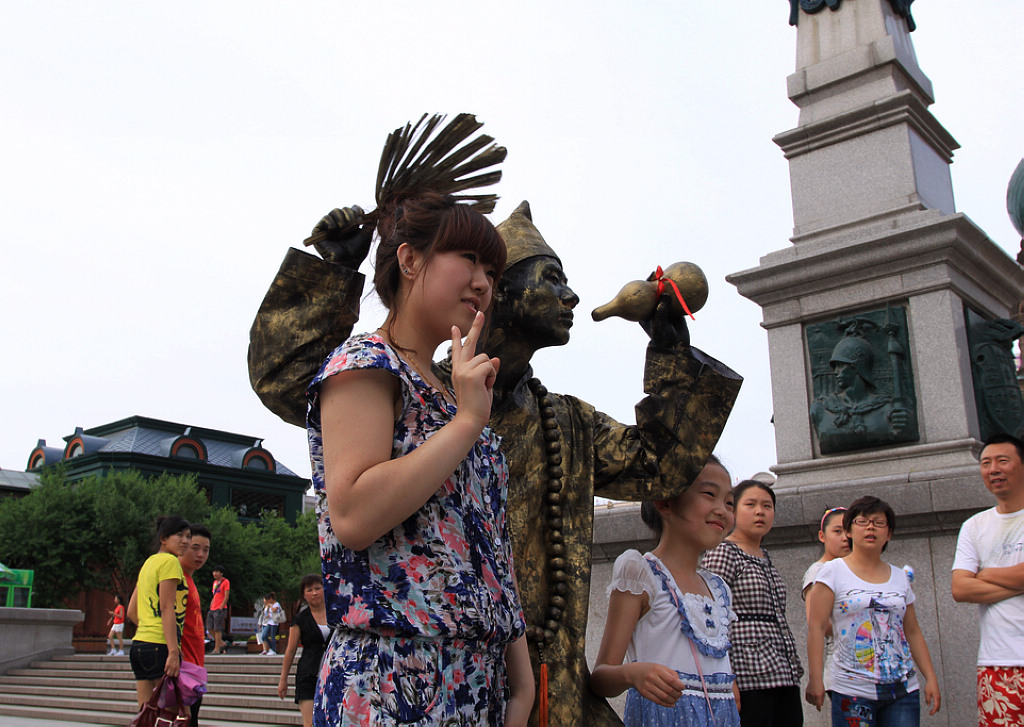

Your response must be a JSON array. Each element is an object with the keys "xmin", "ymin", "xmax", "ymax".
[{"xmin": 0, "ymin": 607, "xmax": 83, "ymax": 675}]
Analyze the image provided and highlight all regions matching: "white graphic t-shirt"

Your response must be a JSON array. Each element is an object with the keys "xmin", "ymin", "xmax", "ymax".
[{"xmin": 815, "ymin": 559, "xmax": 919, "ymax": 699}]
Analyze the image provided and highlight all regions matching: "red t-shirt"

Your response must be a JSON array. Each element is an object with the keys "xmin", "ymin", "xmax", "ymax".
[
  {"xmin": 181, "ymin": 574, "xmax": 205, "ymax": 667},
  {"xmin": 210, "ymin": 577, "xmax": 230, "ymax": 611},
  {"xmin": 113, "ymin": 604, "xmax": 125, "ymax": 625}
]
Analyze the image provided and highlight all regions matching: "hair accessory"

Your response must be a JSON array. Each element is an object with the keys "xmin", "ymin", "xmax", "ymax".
[
  {"xmin": 820, "ymin": 506, "xmax": 846, "ymax": 532},
  {"xmin": 302, "ymin": 113, "xmax": 506, "ymax": 248}
]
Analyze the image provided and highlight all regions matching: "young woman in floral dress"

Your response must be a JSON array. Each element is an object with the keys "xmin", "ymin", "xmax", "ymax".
[{"xmin": 307, "ymin": 191, "xmax": 531, "ymax": 726}]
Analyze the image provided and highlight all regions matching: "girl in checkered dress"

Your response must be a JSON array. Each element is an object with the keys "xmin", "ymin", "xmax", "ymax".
[
  {"xmin": 591, "ymin": 456, "xmax": 741, "ymax": 726},
  {"xmin": 702, "ymin": 480, "xmax": 804, "ymax": 726}
]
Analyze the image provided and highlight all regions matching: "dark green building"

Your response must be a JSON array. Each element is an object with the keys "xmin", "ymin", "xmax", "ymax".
[{"xmin": 27, "ymin": 416, "xmax": 309, "ymax": 523}]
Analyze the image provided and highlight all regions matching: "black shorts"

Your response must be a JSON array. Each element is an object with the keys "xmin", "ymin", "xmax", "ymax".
[
  {"xmin": 130, "ymin": 641, "xmax": 168, "ymax": 681},
  {"xmin": 295, "ymin": 669, "xmax": 317, "ymax": 703}
]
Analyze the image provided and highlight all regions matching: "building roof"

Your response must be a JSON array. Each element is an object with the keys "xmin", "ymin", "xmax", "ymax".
[
  {"xmin": 0, "ymin": 468, "xmax": 40, "ymax": 494},
  {"xmin": 29, "ymin": 415, "xmax": 299, "ymax": 476}
]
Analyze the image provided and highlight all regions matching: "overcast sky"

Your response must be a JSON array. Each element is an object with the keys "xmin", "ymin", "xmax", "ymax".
[{"xmin": 2, "ymin": 1, "xmax": 1022, "ymax": 488}]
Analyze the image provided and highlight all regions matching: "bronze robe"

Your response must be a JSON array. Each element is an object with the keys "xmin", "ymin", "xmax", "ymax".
[{"xmin": 248, "ymin": 249, "xmax": 743, "ymax": 726}]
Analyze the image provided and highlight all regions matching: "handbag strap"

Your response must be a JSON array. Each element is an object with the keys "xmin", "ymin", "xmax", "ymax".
[{"xmin": 687, "ymin": 638, "xmax": 717, "ymax": 727}]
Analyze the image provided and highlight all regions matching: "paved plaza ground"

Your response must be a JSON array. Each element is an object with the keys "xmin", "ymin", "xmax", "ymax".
[{"xmin": 0, "ymin": 719, "xmax": 101, "ymax": 727}]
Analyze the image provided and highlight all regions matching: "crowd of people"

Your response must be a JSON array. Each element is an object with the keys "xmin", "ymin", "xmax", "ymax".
[
  {"xmin": 591, "ymin": 482, "xmax": 946, "ymax": 727},
  {"xmin": 112, "ymin": 371, "xmax": 1021, "ymax": 727},
  {"xmin": 121, "ymin": 442, "xmax": 1024, "ymax": 727}
]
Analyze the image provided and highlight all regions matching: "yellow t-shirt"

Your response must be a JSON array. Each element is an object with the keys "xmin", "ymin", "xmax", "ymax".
[{"xmin": 134, "ymin": 552, "xmax": 187, "ymax": 644}]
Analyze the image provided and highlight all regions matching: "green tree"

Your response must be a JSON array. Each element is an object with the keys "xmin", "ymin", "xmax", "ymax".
[
  {"xmin": 0, "ymin": 468, "xmax": 320, "ymax": 619},
  {"xmin": 0, "ymin": 468, "xmax": 209, "ymax": 606},
  {"xmin": 250, "ymin": 509, "xmax": 320, "ymax": 612}
]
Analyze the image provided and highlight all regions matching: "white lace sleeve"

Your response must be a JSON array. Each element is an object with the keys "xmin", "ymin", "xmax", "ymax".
[{"xmin": 608, "ymin": 549, "xmax": 654, "ymax": 597}]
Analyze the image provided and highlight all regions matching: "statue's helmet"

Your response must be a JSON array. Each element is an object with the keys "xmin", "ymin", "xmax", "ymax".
[
  {"xmin": 829, "ymin": 334, "xmax": 875, "ymax": 386},
  {"xmin": 496, "ymin": 201, "xmax": 560, "ymax": 270}
]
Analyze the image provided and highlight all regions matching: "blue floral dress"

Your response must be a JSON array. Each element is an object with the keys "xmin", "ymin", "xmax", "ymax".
[{"xmin": 307, "ymin": 333, "xmax": 525, "ymax": 726}]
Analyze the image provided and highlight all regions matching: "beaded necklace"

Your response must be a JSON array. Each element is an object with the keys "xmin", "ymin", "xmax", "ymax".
[
  {"xmin": 525, "ymin": 377, "xmax": 569, "ymax": 727},
  {"xmin": 525, "ymin": 376, "xmax": 570, "ymax": 647}
]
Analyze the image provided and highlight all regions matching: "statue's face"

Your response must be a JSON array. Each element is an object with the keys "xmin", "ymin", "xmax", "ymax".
[
  {"xmin": 494, "ymin": 256, "xmax": 579, "ymax": 349},
  {"xmin": 833, "ymin": 362, "xmax": 858, "ymax": 391}
]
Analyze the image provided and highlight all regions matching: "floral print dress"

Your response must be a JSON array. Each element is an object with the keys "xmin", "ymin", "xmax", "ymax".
[{"xmin": 307, "ymin": 333, "xmax": 525, "ymax": 726}]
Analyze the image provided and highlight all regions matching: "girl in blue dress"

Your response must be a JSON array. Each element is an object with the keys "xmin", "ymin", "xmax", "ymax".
[
  {"xmin": 591, "ymin": 456, "xmax": 740, "ymax": 726},
  {"xmin": 307, "ymin": 190, "xmax": 531, "ymax": 726}
]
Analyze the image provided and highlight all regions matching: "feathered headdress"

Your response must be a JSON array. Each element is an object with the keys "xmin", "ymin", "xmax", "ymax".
[{"xmin": 303, "ymin": 113, "xmax": 506, "ymax": 247}]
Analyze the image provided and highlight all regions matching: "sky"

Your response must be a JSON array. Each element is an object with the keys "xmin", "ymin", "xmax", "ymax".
[{"xmin": 2, "ymin": 1, "xmax": 1022, "ymax": 486}]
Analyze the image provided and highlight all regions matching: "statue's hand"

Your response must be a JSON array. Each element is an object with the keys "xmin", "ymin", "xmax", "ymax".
[
  {"xmin": 639, "ymin": 295, "xmax": 690, "ymax": 348},
  {"xmin": 889, "ymin": 405, "xmax": 909, "ymax": 434},
  {"xmin": 311, "ymin": 206, "xmax": 372, "ymax": 268}
]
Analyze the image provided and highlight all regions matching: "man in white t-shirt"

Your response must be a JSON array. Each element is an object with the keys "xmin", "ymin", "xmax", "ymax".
[{"xmin": 952, "ymin": 433, "xmax": 1024, "ymax": 726}]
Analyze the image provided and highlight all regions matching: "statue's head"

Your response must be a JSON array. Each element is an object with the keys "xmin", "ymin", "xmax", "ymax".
[
  {"xmin": 829, "ymin": 334, "xmax": 875, "ymax": 389},
  {"xmin": 491, "ymin": 201, "xmax": 579, "ymax": 350}
]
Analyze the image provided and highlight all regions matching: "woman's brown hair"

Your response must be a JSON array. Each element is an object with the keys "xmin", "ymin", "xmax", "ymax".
[{"xmin": 370, "ymin": 191, "xmax": 507, "ymax": 311}]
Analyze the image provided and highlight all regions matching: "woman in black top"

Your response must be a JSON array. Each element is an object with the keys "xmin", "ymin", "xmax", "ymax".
[{"xmin": 278, "ymin": 574, "xmax": 329, "ymax": 727}]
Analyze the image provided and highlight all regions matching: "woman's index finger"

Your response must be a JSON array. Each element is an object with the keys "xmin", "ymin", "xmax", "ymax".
[{"xmin": 461, "ymin": 312, "xmax": 485, "ymax": 358}]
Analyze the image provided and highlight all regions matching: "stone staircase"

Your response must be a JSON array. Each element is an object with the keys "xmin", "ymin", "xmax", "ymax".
[{"xmin": 0, "ymin": 653, "xmax": 303, "ymax": 725}]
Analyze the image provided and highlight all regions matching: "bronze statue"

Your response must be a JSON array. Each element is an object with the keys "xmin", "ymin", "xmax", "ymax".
[{"xmin": 248, "ymin": 202, "xmax": 742, "ymax": 725}]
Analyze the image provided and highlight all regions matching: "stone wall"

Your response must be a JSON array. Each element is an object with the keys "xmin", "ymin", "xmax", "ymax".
[{"xmin": 0, "ymin": 607, "xmax": 83, "ymax": 675}]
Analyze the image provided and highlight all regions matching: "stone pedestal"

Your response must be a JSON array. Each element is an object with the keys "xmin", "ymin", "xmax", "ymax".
[
  {"xmin": 730, "ymin": 1, "xmax": 1024, "ymax": 494},
  {"xmin": 726, "ymin": 3, "xmax": 1024, "ymax": 724}
]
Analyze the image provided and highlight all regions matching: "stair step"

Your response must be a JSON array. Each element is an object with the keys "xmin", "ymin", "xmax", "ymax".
[
  {"xmin": 0, "ymin": 704, "xmax": 124, "ymax": 726},
  {"xmin": 0, "ymin": 702, "xmax": 300, "ymax": 726},
  {"xmin": 0, "ymin": 653, "xmax": 308, "ymax": 726},
  {"xmin": 0, "ymin": 676, "xmax": 285, "ymax": 694}
]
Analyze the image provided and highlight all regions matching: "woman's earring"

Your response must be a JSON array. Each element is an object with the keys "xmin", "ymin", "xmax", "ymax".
[{"xmin": 401, "ymin": 266, "xmax": 412, "ymax": 276}]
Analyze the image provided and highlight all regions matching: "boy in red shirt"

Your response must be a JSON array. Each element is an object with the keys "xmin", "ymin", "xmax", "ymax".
[
  {"xmin": 208, "ymin": 565, "xmax": 230, "ymax": 655},
  {"xmin": 180, "ymin": 524, "xmax": 211, "ymax": 727}
]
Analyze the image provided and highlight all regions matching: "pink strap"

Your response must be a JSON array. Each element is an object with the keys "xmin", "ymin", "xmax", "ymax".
[{"xmin": 688, "ymin": 638, "xmax": 717, "ymax": 725}]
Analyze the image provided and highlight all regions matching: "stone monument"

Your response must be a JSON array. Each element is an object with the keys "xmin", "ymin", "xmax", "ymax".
[{"xmin": 728, "ymin": 2, "xmax": 1024, "ymax": 724}]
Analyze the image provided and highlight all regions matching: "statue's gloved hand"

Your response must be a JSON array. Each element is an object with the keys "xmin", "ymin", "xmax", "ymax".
[
  {"xmin": 311, "ymin": 206, "xmax": 372, "ymax": 268},
  {"xmin": 640, "ymin": 295, "xmax": 690, "ymax": 349},
  {"xmin": 889, "ymin": 405, "xmax": 909, "ymax": 435}
]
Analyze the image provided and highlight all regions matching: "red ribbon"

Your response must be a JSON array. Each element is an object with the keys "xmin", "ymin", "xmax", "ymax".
[{"xmin": 653, "ymin": 265, "xmax": 695, "ymax": 320}]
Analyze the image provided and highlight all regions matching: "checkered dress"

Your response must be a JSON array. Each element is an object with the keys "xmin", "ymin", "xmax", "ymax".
[{"xmin": 701, "ymin": 541, "xmax": 804, "ymax": 692}]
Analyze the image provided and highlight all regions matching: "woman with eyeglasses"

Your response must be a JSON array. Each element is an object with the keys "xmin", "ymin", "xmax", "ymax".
[{"xmin": 805, "ymin": 496, "xmax": 941, "ymax": 726}]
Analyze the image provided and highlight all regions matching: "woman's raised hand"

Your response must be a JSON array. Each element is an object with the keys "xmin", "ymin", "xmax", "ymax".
[{"xmin": 450, "ymin": 311, "xmax": 500, "ymax": 431}]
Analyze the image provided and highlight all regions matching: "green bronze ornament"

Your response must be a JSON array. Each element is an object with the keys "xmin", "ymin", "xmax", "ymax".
[
  {"xmin": 789, "ymin": 0, "xmax": 916, "ymax": 31},
  {"xmin": 1008, "ymin": 158, "xmax": 1024, "ymax": 264},
  {"xmin": 965, "ymin": 307, "xmax": 1024, "ymax": 442},
  {"xmin": 807, "ymin": 307, "xmax": 919, "ymax": 454}
]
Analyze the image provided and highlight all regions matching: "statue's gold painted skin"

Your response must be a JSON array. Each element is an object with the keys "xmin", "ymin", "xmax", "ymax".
[{"xmin": 248, "ymin": 203, "xmax": 742, "ymax": 725}]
